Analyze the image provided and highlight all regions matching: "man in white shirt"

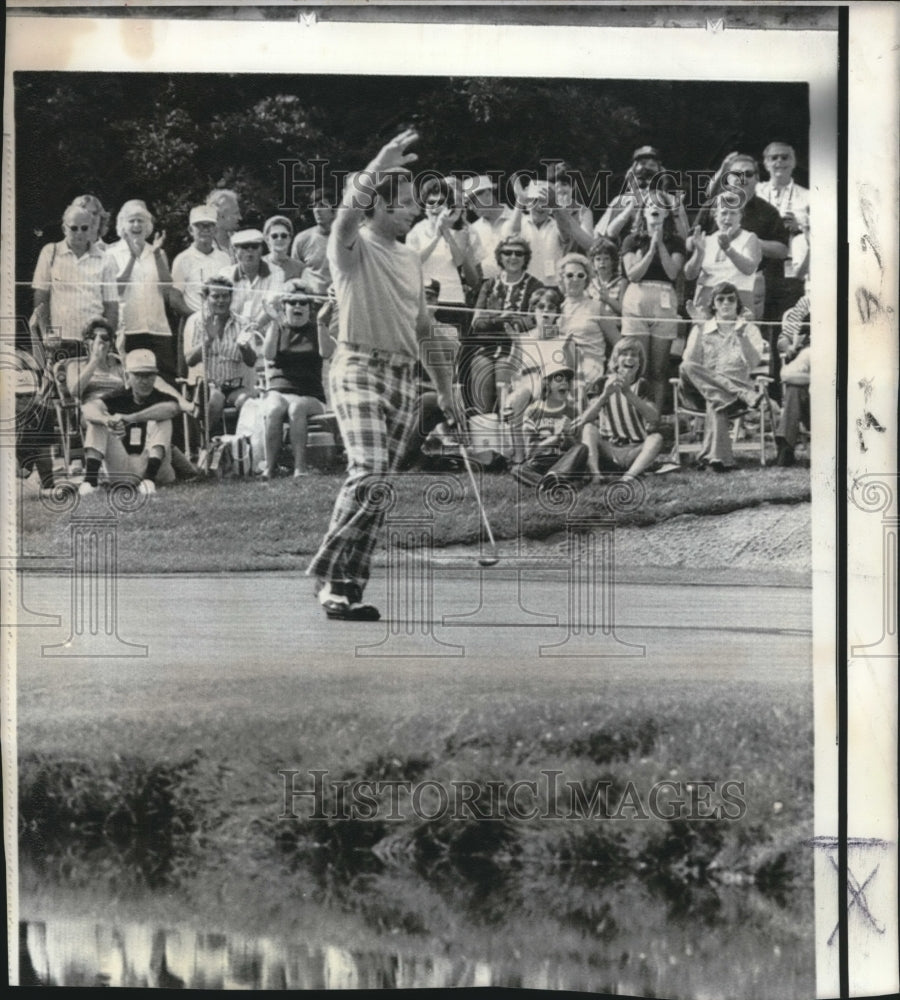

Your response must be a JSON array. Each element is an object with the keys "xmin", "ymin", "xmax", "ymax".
[
  {"xmin": 463, "ymin": 175, "xmax": 512, "ymax": 281},
  {"xmin": 757, "ymin": 141, "xmax": 810, "ymax": 314}
]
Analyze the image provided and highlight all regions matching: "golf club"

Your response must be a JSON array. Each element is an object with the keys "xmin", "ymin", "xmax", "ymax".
[{"xmin": 451, "ymin": 423, "xmax": 500, "ymax": 567}]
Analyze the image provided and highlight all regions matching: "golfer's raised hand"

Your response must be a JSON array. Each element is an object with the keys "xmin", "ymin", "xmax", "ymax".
[
  {"xmin": 367, "ymin": 129, "xmax": 420, "ymax": 173},
  {"xmin": 511, "ymin": 172, "xmax": 531, "ymax": 208}
]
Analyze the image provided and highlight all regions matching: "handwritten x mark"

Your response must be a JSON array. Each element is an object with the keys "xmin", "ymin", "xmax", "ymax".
[{"xmin": 827, "ymin": 855, "xmax": 885, "ymax": 945}]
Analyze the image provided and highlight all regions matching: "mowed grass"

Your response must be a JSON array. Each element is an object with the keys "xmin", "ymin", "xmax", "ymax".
[{"xmin": 18, "ymin": 462, "xmax": 811, "ymax": 574}]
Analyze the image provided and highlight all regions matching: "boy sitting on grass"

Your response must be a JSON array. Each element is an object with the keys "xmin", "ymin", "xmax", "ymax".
[{"xmin": 569, "ymin": 337, "xmax": 667, "ymax": 480}]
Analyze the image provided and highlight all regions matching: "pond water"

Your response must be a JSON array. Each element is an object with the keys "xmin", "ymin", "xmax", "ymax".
[{"xmin": 19, "ymin": 864, "xmax": 814, "ymax": 996}]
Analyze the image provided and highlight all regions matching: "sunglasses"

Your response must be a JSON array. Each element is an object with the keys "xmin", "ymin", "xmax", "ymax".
[
  {"xmin": 728, "ymin": 170, "xmax": 756, "ymax": 180},
  {"xmin": 285, "ymin": 298, "xmax": 310, "ymax": 307},
  {"xmin": 563, "ymin": 271, "xmax": 586, "ymax": 279},
  {"xmin": 268, "ymin": 232, "xmax": 290, "ymax": 240},
  {"xmin": 88, "ymin": 333, "xmax": 110, "ymax": 342},
  {"xmin": 550, "ymin": 372, "xmax": 573, "ymax": 381},
  {"xmin": 67, "ymin": 224, "xmax": 91, "ymax": 232},
  {"xmin": 425, "ymin": 198, "xmax": 445, "ymax": 207},
  {"xmin": 237, "ymin": 243, "xmax": 263, "ymax": 250},
  {"xmin": 501, "ymin": 249, "xmax": 526, "ymax": 257},
  {"xmin": 714, "ymin": 294, "xmax": 738, "ymax": 302}
]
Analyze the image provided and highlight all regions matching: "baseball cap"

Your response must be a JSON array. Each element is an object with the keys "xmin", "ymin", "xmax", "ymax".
[
  {"xmin": 232, "ymin": 228, "xmax": 266, "ymax": 246},
  {"xmin": 632, "ymin": 145, "xmax": 661, "ymax": 161},
  {"xmin": 189, "ymin": 205, "xmax": 218, "ymax": 225},
  {"xmin": 424, "ymin": 278, "xmax": 441, "ymax": 298},
  {"xmin": 125, "ymin": 349, "xmax": 158, "ymax": 374}
]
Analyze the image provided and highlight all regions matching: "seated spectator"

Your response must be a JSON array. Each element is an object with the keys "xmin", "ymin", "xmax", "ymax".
[
  {"xmin": 263, "ymin": 215, "xmax": 304, "ymax": 281},
  {"xmin": 587, "ymin": 236, "xmax": 625, "ymax": 346},
  {"xmin": 217, "ymin": 228, "xmax": 285, "ymax": 337},
  {"xmin": 206, "ymin": 188, "xmax": 242, "ymax": 261},
  {"xmin": 78, "ymin": 348, "xmax": 179, "ymax": 495},
  {"xmin": 463, "ymin": 175, "xmax": 513, "ymax": 280},
  {"xmin": 685, "ymin": 195, "xmax": 762, "ymax": 318},
  {"xmin": 406, "ymin": 176, "xmax": 482, "ymax": 332},
  {"xmin": 621, "ymin": 193, "xmax": 687, "ymax": 414},
  {"xmin": 677, "ymin": 281, "xmax": 766, "ymax": 471},
  {"xmin": 774, "ymin": 295, "xmax": 811, "ymax": 466},
  {"xmin": 757, "ymin": 141, "xmax": 810, "ymax": 314},
  {"xmin": 183, "ymin": 277, "xmax": 257, "ymax": 436},
  {"xmin": 505, "ymin": 287, "xmax": 574, "ymax": 463},
  {"xmin": 464, "ymin": 234, "xmax": 543, "ymax": 414},
  {"xmin": 291, "ymin": 190, "xmax": 335, "ymax": 295},
  {"xmin": 570, "ymin": 337, "xmax": 664, "ymax": 480},
  {"xmin": 31, "ymin": 203, "xmax": 119, "ymax": 360},
  {"xmin": 557, "ymin": 251, "xmax": 610, "ymax": 400},
  {"xmin": 65, "ymin": 317, "xmax": 126, "ymax": 403},
  {"xmin": 259, "ymin": 281, "xmax": 334, "ymax": 479},
  {"xmin": 108, "ymin": 199, "xmax": 177, "ymax": 380},
  {"xmin": 518, "ymin": 360, "xmax": 582, "ymax": 479}
]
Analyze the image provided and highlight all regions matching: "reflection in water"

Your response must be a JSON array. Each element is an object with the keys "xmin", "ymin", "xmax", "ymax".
[{"xmin": 20, "ymin": 876, "xmax": 813, "ymax": 995}]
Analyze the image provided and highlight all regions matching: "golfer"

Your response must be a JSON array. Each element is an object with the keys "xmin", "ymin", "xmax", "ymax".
[{"xmin": 307, "ymin": 129, "xmax": 459, "ymax": 621}]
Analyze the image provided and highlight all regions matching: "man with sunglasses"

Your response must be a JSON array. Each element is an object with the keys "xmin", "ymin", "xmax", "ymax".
[
  {"xmin": 757, "ymin": 142, "xmax": 810, "ymax": 314},
  {"xmin": 31, "ymin": 206, "xmax": 119, "ymax": 359},
  {"xmin": 216, "ymin": 228, "xmax": 285, "ymax": 346},
  {"xmin": 306, "ymin": 129, "xmax": 459, "ymax": 622},
  {"xmin": 291, "ymin": 190, "xmax": 336, "ymax": 295}
]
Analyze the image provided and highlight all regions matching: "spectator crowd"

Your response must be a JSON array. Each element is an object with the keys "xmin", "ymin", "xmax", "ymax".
[{"xmin": 20, "ymin": 140, "xmax": 812, "ymax": 497}]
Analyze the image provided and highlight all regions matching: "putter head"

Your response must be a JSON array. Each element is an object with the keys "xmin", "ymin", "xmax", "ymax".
[{"xmin": 478, "ymin": 555, "xmax": 499, "ymax": 567}]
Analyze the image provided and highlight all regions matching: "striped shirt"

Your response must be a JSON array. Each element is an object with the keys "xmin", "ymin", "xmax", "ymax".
[
  {"xmin": 32, "ymin": 241, "xmax": 118, "ymax": 341},
  {"xmin": 596, "ymin": 377, "xmax": 651, "ymax": 445}
]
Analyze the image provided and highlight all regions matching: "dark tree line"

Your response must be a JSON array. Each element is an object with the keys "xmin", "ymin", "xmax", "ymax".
[{"xmin": 14, "ymin": 72, "xmax": 809, "ymax": 317}]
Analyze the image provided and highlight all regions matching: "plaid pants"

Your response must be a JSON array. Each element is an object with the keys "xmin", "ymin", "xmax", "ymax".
[{"xmin": 307, "ymin": 347, "xmax": 419, "ymax": 587}]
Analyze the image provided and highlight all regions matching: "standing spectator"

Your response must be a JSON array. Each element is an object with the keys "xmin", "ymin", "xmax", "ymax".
[
  {"xmin": 464, "ymin": 234, "xmax": 543, "ymax": 414},
  {"xmin": 547, "ymin": 160, "xmax": 595, "ymax": 251},
  {"xmin": 406, "ymin": 176, "xmax": 482, "ymax": 333},
  {"xmin": 503, "ymin": 178, "xmax": 567, "ymax": 288},
  {"xmin": 183, "ymin": 277, "xmax": 257, "ymax": 436},
  {"xmin": 678, "ymin": 281, "xmax": 766, "ymax": 471},
  {"xmin": 586, "ymin": 236, "xmax": 625, "ymax": 348},
  {"xmin": 757, "ymin": 141, "xmax": 810, "ymax": 314},
  {"xmin": 206, "ymin": 188, "xmax": 242, "ymax": 262},
  {"xmin": 685, "ymin": 196, "xmax": 762, "ymax": 317},
  {"xmin": 170, "ymin": 205, "xmax": 233, "ymax": 318},
  {"xmin": 31, "ymin": 204, "xmax": 119, "ymax": 359},
  {"xmin": 557, "ymin": 252, "xmax": 610, "ymax": 399},
  {"xmin": 69, "ymin": 194, "xmax": 112, "ymax": 252},
  {"xmin": 260, "ymin": 282, "xmax": 333, "ymax": 479},
  {"xmin": 217, "ymin": 228, "xmax": 285, "ymax": 336},
  {"xmin": 708, "ymin": 154, "xmax": 788, "ymax": 395},
  {"xmin": 596, "ymin": 146, "xmax": 689, "ymax": 242},
  {"xmin": 169, "ymin": 204, "xmax": 233, "ymax": 378},
  {"xmin": 306, "ymin": 130, "xmax": 459, "ymax": 621},
  {"xmin": 291, "ymin": 190, "xmax": 335, "ymax": 295},
  {"xmin": 463, "ymin": 175, "xmax": 513, "ymax": 280},
  {"xmin": 108, "ymin": 199, "xmax": 176, "ymax": 380},
  {"xmin": 263, "ymin": 215, "xmax": 304, "ymax": 281},
  {"xmin": 78, "ymin": 348, "xmax": 180, "ymax": 496},
  {"xmin": 620, "ymin": 194, "xmax": 687, "ymax": 414}
]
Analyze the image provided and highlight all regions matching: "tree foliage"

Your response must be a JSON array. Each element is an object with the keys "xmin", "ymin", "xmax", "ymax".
[{"xmin": 14, "ymin": 72, "xmax": 809, "ymax": 317}]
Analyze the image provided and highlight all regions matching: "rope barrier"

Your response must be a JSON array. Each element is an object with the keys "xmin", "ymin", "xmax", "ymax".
[{"xmin": 10, "ymin": 278, "xmax": 793, "ymax": 328}]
